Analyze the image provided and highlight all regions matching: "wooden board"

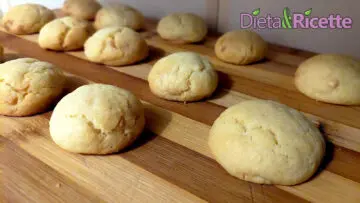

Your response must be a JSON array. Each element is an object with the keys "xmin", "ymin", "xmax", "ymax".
[{"xmin": 1, "ymin": 11, "xmax": 360, "ymax": 203}]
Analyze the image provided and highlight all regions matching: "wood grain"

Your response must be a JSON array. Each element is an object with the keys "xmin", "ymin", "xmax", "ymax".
[
  {"xmin": 1, "ymin": 11, "xmax": 360, "ymax": 203},
  {"xmin": 1, "ymin": 137, "xmax": 103, "ymax": 203},
  {"xmin": 0, "ymin": 112, "xmax": 306, "ymax": 203},
  {"xmin": 0, "ymin": 117, "xmax": 207, "ymax": 203}
]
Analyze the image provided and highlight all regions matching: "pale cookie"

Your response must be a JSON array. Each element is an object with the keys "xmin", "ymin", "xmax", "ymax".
[
  {"xmin": 94, "ymin": 4, "xmax": 144, "ymax": 30},
  {"xmin": 295, "ymin": 54, "xmax": 360, "ymax": 105},
  {"xmin": 157, "ymin": 13, "xmax": 208, "ymax": 44},
  {"xmin": 2, "ymin": 4, "xmax": 55, "ymax": 35},
  {"xmin": 84, "ymin": 26, "xmax": 148, "ymax": 66},
  {"xmin": 209, "ymin": 100, "xmax": 325, "ymax": 185},
  {"xmin": 62, "ymin": 0, "xmax": 101, "ymax": 20},
  {"xmin": 39, "ymin": 16, "xmax": 91, "ymax": 51},
  {"xmin": 0, "ymin": 58, "xmax": 66, "ymax": 116},
  {"xmin": 215, "ymin": 30, "xmax": 268, "ymax": 65},
  {"xmin": 148, "ymin": 52, "xmax": 218, "ymax": 102},
  {"xmin": 49, "ymin": 84, "xmax": 145, "ymax": 154}
]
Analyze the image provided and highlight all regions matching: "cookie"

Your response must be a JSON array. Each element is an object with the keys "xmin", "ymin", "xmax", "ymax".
[
  {"xmin": 2, "ymin": 4, "xmax": 55, "ymax": 35},
  {"xmin": 62, "ymin": 0, "xmax": 101, "ymax": 20},
  {"xmin": 209, "ymin": 100, "xmax": 325, "ymax": 185},
  {"xmin": 215, "ymin": 30, "xmax": 268, "ymax": 65},
  {"xmin": 49, "ymin": 83, "xmax": 145, "ymax": 154},
  {"xmin": 0, "ymin": 58, "xmax": 65, "ymax": 116},
  {"xmin": 157, "ymin": 13, "xmax": 208, "ymax": 44},
  {"xmin": 94, "ymin": 4, "xmax": 144, "ymax": 30},
  {"xmin": 148, "ymin": 52, "xmax": 218, "ymax": 102},
  {"xmin": 295, "ymin": 54, "xmax": 360, "ymax": 105},
  {"xmin": 39, "ymin": 16, "xmax": 91, "ymax": 51},
  {"xmin": 84, "ymin": 26, "xmax": 148, "ymax": 66}
]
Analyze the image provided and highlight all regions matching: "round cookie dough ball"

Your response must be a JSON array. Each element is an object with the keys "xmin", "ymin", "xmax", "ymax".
[
  {"xmin": 2, "ymin": 4, "xmax": 55, "ymax": 35},
  {"xmin": 215, "ymin": 30, "xmax": 268, "ymax": 65},
  {"xmin": 0, "ymin": 58, "xmax": 65, "ymax": 116},
  {"xmin": 62, "ymin": 0, "xmax": 101, "ymax": 20},
  {"xmin": 295, "ymin": 54, "xmax": 360, "ymax": 105},
  {"xmin": 49, "ymin": 84, "xmax": 145, "ymax": 154},
  {"xmin": 39, "ymin": 16, "xmax": 91, "ymax": 51},
  {"xmin": 148, "ymin": 52, "xmax": 218, "ymax": 102},
  {"xmin": 209, "ymin": 100, "xmax": 325, "ymax": 185},
  {"xmin": 94, "ymin": 4, "xmax": 144, "ymax": 30},
  {"xmin": 157, "ymin": 13, "xmax": 208, "ymax": 44},
  {"xmin": 84, "ymin": 26, "xmax": 148, "ymax": 66}
]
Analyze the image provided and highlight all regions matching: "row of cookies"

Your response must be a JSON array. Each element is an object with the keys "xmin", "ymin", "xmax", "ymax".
[
  {"xmin": 0, "ymin": 47, "xmax": 326, "ymax": 187},
  {"xmin": 158, "ymin": 5, "xmax": 360, "ymax": 106},
  {"xmin": 66, "ymin": 2, "xmax": 360, "ymax": 105},
  {"xmin": 0, "ymin": 1, "xmax": 265, "ymax": 66}
]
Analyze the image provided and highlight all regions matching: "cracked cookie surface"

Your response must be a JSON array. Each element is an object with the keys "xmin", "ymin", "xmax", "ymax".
[
  {"xmin": 295, "ymin": 54, "xmax": 360, "ymax": 105},
  {"xmin": 157, "ymin": 13, "xmax": 208, "ymax": 44},
  {"xmin": 0, "ymin": 58, "xmax": 65, "ymax": 116},
  {"xmin": 39, "ymin": 16, "xmax": 91, "ymax": 51},
  {"xmin": 208, "ymin": 100, "xmax": 325, "ymax": 185},
  {"xmin": 49, "ymin": 84, "xmax": 145, "ymax": 154},
  {"xmin": 2, "ymin": 4, "xmax": 55, "ymax": 35},
  {"xmin": 148, "ymin": 52, "xmax": 218, "ymax": 102},
  {"xmin": 84, "ymin": 26, "xmax": 148, "ymax": 66}
]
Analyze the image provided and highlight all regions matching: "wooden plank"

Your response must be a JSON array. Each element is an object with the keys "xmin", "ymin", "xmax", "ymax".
[
  {"xmin": 0, "ymin": 114, "xmax": 306, "ymax": 203},
  {"xmin": 142, "ymin": 102, "xmax": 360, "ymax": 203},
  {"xmin": 0, "ymin": 117, "xmax": 207, "ymax": 203},
  {"xmin": 0, "ymin": 137, "xmax": 103, "ymax": 203},
  {"xmin": 326, "ymin": 147, "xmax": 360, "ymax": 183},
  {"xmin": 278, "ymin": 171, "xmax": 360, "ymax": 203},
  {"xmin": 121, "ymin": 132, "xmax": 307, "ymax": 203}
]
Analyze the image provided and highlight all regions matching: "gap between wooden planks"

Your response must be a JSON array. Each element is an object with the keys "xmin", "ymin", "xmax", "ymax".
[{"xmin": 1, "ymin": 49, "xmax": 360, "ymax": 202}]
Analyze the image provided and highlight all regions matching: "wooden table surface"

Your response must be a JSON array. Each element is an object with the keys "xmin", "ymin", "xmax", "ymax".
[{"xmin": 1, "ymin": 12, "xmax": 360, "ymax": 203}]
